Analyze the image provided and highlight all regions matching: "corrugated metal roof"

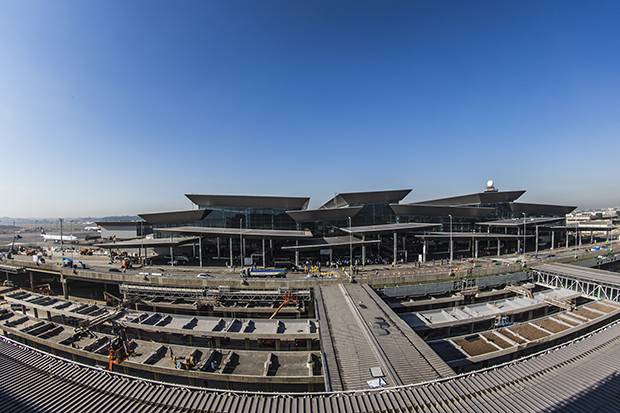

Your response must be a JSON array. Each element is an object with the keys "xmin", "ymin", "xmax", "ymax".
[
  {"xmin": 1, "ymin": 319, "xmax": 620, "ymax": 412},
  {"xmin": 317, "ymin": 284, "xmax": 452, "ymax": 391}
]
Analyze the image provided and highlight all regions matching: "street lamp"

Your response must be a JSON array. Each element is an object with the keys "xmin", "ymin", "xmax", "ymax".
[
  {"xmin": 239, "ymin": 218, "xmax": 244, "ymax": 267},
  {"xmin": 448, "ymin": 214, "xmax": 453, "ymax": 267},
  {"xmin": 59, "ymin": 218, "xmax": 64, "ymax": 252},
  {"xmin": 348, "ymin": 216, "xmax": 353, "ymax": 274},
  {"xmin": 522, "ymin": 213, "xmax": 526, "ymax": 259}
]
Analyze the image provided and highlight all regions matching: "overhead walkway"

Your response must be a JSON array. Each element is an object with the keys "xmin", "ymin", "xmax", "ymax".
[
  {"xmin": 533, "ymin": 263, "xmax": 620, "ymax": 302},
  {"xmin": 317, "ymin": 284, "xmax": 453, "ymax": 391}
]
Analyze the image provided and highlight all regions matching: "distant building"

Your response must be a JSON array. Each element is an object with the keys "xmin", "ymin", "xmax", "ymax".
[{"xmin": 97, "ymin": 181, "xmax": 611, "ymax": 267}]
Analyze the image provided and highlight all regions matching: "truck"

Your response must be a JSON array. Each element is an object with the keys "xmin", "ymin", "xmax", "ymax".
[{"xmin": 240, "ymin": 268, "xmax": 287, "ymax": 278}]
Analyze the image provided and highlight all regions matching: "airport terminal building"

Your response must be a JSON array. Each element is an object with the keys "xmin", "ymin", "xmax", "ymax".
[{"xmin": 97, "ymin": 181, "xmax": 610, "ymax": 267}]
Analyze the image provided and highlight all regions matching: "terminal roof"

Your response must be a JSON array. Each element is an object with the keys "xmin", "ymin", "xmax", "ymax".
[
  {"xmin": 319, "ymin": 189, "xmax": 412, "ymax": 209},
  {"xmin": 339, "ymin": 222, "xmax": 441, "ymax": 234},
  {"xmin": 509, "ymin": 202, "xmax": 577, "ymax": 216},
  {"xmin": 391, "ymin": 203, "xmax": 495, "ymax": 218},
  {"xmin": 416, "ymin": 190, "xmax": 526, "ymax": 206},
  {"xmin": 137, "ymin": 209, "xmax": 210, "ymax": 225},
  {"xmin": 185, "ymin": 194, "xmax": 310, "ymax": 210},
  {"xmin": 156, "ymin": 226, "xmax": 313, "ymax": 239},
  {"xmin": 477, "ymin": 217, "xmax": 564, "ymax": 227},
  {"xmin": 415, "ymin": 231, "xmax": 534, "ymax": 239},
  {"xmin": 94, "ymin": 220, "xmax": 143, "ymax": 227},
  {"xmin": 286, "ymin": 206, "xmax": 363, "ymax": 223},
  {"xmin": 96, "ymin": 236, "xmax": 199, "ymax": 248},
  {"xmin": 281, "ymin": 236, "xmax": 380, "ymax": 250},
  {"xmin": 550, "ymin": 224, "xmax": 615, "ymax": 231}
]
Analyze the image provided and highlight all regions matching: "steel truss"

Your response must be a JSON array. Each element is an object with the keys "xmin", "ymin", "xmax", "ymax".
[{"xmin": 533, "ymin": 270, "xmax": 620, "ymax": 302}]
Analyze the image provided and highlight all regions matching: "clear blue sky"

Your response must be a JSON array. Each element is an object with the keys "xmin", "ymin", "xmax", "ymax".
[{"xmin": 1, "ymin": 1, "xmax": 619, "ymax": 217}]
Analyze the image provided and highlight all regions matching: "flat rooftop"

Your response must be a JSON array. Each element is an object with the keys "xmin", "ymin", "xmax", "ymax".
[{"xmin": 407, "ymin": 287, "xmax": 580, "ymax": 328}]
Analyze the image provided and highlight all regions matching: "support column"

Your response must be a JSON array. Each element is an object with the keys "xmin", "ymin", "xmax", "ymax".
[
  {"xmin": 61, "ymin": 275, "xmax": 68, "ymax": 299},
  {"xmin": 229, "ymin": 237, "xmax": 233, "ymax": 266},
  {"xmin": 199, "ymin": 237, "xmax": 203, "ymax": 267},
  {"xmin": 361, "ymin": 235, "xmax": 366, "ymax": 266},
  {"xmin": 216, "ymin": 237, "xmax": 220, "ymax": 258},
  {"xmin": 29, "ymin": 271, "xmax": 34, "ymax": 290},
  {"xmin": 402, "ymin": 235, "xmax": 407, "ymax": 263},
  {"xmin": 393, "ymin": 232, "xmax": 397, "ymax": 265},
  {"xmin": 517, "ymin": 228, "xmax": 521, "ymax": 253},
  {"xmin": 566, "ymin": 230, "xmax": 569, "ymax": 249},
  {"xmin": 242, "ymin": 238, "xmax": 246, "ymax": 264},
  {"xmin": 578, "ymin": 230, "xmax": 582, "ymax": 247},
  {"xmin": 295, "ymin": 240, "xmax": 299, "ymax": 267},
  {"xmin": 169, "ymin": 246, "xmax": 174, "ymax": 267},
  {"xmin": 497, "ymin": 239, "xmax": 501, "ymax": 257},
  {"xmin": 535, "ymin": 225, "xmax": 539, "ymax": 254},
  {"xmin": 422, "ymin": 240, "xmax": 427, "ymax": 263},
  {"xmin": 487, "ymin": 227, "xmax": 490, "ymax": 249},
  {"xmin": 262, "ymin": 238, "xmax": 266, "ymax": 268},
  {"xmin": 551, "ymin": 231, "xmax": 555, "ymax": 250},
  {"xmin": 192, "ymin": 242, "xmax": 196, "ymax": 258},
  {"xmin": 590, "ymin": 230, "xmax": 594, "ymax": 244},
  {"xmin": 475, "ymin": 240, "xmax": 479, "ymax": 259}
]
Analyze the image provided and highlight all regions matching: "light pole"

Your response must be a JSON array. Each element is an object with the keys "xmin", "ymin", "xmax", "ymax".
[
  {"xmin": 140, "ymin": 221, "xmax": 145, "ymax": 265},
  {"xmin": 348, "ymin": 216, "xmax": 353, "ymax": 274},
  {"xmin": 574, "ymin": 224, "xmax": 578, "ymax": 259},
  {"xmin": 522, "ymin": 213, "xmax": 526, "ymax": 259},
  {"xmin": 59, "ymin": 218, "xmax": 64, "ymax": 252},
  {"xmin": 239, "ymin": 218, "xmax": 244, "ymax": 267},
  {"xmin": 448, "ymin": 214, "xmax": 453, "ymax": 267}
]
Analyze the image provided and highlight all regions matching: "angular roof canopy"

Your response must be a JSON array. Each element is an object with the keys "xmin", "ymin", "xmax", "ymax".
[
  {"xmin": 281, "ymin": 236, "xmax": 381, "ymax": 251},
  {"xmin": 320, "ymin": 189, "xmax": 412, "ymax": 209},
  {"xmin": 390, "ymin": 203, "xmax": 495, "ymax": 218},
  {"xmin": 156, "ymin": 226, "xmax": 313, "ymax": 239},
  {"xmin": 186, "ymin": 194, "xmax": 310, "ymax": 210},
  {"xmin": 339, "ymin": 222, "xmax": 441, "ymax": 234},
  {"xmin": 415, "ymin": 232, "xmax": 535, "ymax": 240},
  {"xmin": 509, "ymin": 202, "xmax": 577, "ymax": 216},
  {"xmin": 416, "ymin": 190, "xmax": 526, "ymax": 206},
  {"xmin": 96, "ymin": 236, "xmax": 199, "ymax": 248},
  {"xmin": 286, "ymin": 206, "xmax": 363, "ymax": 223},
  {"xmin": 477, "ymin": 217, "xmax": 564, "ymax": 227},
  {"xmin": 137, "ymin": 209, "xmax": 210, "ymax": 225},
  {"xmin": 95, "ymin": 221, "xmax": 143, "ymax": 227}
]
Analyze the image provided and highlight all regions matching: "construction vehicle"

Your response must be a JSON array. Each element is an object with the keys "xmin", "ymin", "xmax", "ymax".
[
  {"xmin": 108, "ymin": 322, "xmax": 134, "ymax": 371},
  {"xmin": 269, "ymin": 291, "xmax": 299, "ymax": 319},
  {"xmin": 120, "ymin": 258, "xmax": 132, "ymax": 271}
]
